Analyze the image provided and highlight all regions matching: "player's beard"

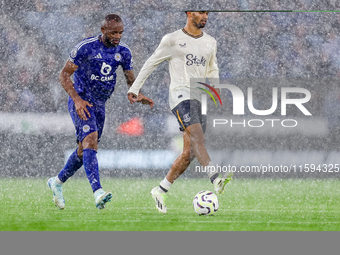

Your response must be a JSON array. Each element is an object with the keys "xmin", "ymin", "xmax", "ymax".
[
  {"xmin": 104, "ymin": 35, "xmax": 118, "ymax": 47},
  {"xmin": 194, "ymin": 20, "xmax": 206, "ymax": 29}
]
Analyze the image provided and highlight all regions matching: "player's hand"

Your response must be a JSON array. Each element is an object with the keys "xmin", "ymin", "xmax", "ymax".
[
  {"xmin": 128, "ymin": 93, "xmax": 154, "ymax": 108},
  {"xmin": 128, "ymin": 93, "xmax": 138, "ymax": 104},
  {"xmin": 137, "ymin": 93, "xmax": 154, "ymax": 108},
  {"xmin": 74, "ymin": 98, "xmax": 93, "ymax": 120}
]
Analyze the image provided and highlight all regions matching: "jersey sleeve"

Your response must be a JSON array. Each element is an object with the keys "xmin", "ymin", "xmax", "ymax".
[
  {"xmin": 127, "ymin": 34, "xmax": 172, "ymax": 96},
  {"xmin": 68, "ymin": 42, "xmax": 88, "ymax": 67},
  {"xmin": 121, "ymin": 48, "xmax": 133, "ymax": 71},
  {"xmin": 207, "ymin": 39, "xmax": 219, "ymax": 79}
]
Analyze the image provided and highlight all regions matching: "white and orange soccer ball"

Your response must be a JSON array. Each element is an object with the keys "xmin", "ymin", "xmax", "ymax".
[{"xmin": 193, "ymin": 190, "xmax": 219, "ymax": 216}]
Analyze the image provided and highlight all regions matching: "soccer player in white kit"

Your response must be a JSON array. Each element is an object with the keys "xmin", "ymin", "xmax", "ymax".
[{"xmin": 128, "ymin": 11, "xmax": 232, "ymax": 213}]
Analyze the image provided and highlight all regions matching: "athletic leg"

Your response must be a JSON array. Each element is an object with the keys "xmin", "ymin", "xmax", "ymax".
[
  {"xmin": 188, "ymin": 123, "xmax": 233, "ymax": 194},
  {"xmin": 81, "ymin": 131, "xmax": 112, "ymax": 209},
  {"xmin": 57, "ymin": 148, "xmax": 83, "ymax": 183},
  {"xmin": 81, "ymin": 131, "xmax": 100, "ymax": 191},
  {"xmin": 47, "ymin": 99, "xmax": 84, "ymax": 209},
  {"xmin": 151, "ymin": 128, "xmax": 194, "ymax": 213},
  {"xmin": 166, "ymin": 127, "xmax": 194, "ymax": 183},
  {"xmin": 166, "ymin": 123, "xmax": 214, "ymax": 183}
]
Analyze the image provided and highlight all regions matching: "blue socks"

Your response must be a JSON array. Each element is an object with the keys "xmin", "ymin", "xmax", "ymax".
[
  {"xmin": 83, "ymin": 148, "xmax": 102, "ymax": 193},
  {"xmin": 58, "ymin": 149, "xmax": 83, "ymax": 183},
  {"xmin": 57, "ymin": 148, "xmax": 102, "ymax": 193}
]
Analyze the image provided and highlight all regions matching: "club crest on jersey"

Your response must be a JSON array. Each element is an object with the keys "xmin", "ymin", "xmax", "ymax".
[
  {"xmin": 114, "ymin": 53, "xmax": 122, "ymax": 61},
  {"xmin": 183, "ymin": 113, "xmax": 190, "ymax": 123},
  {"xmin": 206, "ymin": 43, "xmax": 214, "ymax": 49},
  {"xmin": 83, "ymin": 125, "xmax": 90, "ymax": 133},
  {"xmin": 100, "ymin": 62, "xmax": 112, "ymax": 75}
]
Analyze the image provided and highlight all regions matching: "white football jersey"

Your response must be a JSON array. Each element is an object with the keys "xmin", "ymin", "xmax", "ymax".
[{"xmin": 128, "ymin": 29, "xmax": 219, "ymax": 110}]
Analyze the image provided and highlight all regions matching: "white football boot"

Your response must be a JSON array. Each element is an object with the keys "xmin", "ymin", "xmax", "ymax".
[
  {"xmin": 214, "ymin": 172, "xmax": 233, "ymax": 194},
  {"xmin": 94, "ymin": 189, "xmax": 112, "ymax": 210},
  {"xmin": 47, "ymin": 177, "xmax": 65, "ymax": 210},
  {"xmin": 151, "ymin": 186, "xmax": 167, "ymax": 213}
]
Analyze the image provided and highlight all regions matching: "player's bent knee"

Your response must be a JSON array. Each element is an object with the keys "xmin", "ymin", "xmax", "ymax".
[
  {"xmin": 77, "ymin": 150, "xmax": 83, "ymax": 158},
  {"xmin": 82, "ymin": 131, "xmax": 99, "ymax": 150}
]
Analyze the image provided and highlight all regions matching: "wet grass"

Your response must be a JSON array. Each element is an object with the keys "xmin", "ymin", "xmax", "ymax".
[{"xmin": 0, "ymin": 178, "xmax": 340, "ymax": 231}]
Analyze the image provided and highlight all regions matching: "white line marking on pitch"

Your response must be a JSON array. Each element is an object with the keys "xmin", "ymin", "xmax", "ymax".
[
  {"xmin": 122, "ymin": 207, "xmax": 337, "ymax": 213},
  {"xmin": 18, "ymin": 219, "xmax": 340, "ymax": 224}
]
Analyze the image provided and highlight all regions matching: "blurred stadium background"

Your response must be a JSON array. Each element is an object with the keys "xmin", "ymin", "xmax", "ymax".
[{"xmin": 1, "ymin": 0, "xmax": 340, "ymax": 178}]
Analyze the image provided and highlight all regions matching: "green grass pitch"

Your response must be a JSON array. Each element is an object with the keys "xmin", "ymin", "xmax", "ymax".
[{"xmin": 0, "ymin": 178, "xmax": 340, "ymax": 231}]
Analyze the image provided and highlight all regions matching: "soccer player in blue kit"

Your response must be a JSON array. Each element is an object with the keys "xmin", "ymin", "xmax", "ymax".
[{"xmin": 47, "ymin": 14, "xmax": 153, "ymax": 210}]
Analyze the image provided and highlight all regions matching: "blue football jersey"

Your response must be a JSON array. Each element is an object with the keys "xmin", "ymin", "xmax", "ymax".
[{"xmin": 69, "ymin": 35, "xmax": 133, "ymax": 105}]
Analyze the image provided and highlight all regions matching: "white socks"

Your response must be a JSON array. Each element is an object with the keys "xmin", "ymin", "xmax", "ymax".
[
  {"xmin": 159, "ymin": 177, "xmax": 172, "ymax": 193},
  {"xmin": 206, "ymin": 162, "xmax": 220, "ymax": 184},
  {"xmin": 206, "ymin": 162, "xmax": 218, "ymax": 178}
]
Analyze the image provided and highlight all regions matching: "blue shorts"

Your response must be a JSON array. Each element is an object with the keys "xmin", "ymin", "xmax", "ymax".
[
  {"xmin": 171, "ymin": 100, "xmax": 207, "ymax": 132},
  {"xmin": 68, "ymin": 97, "xmax": 105, "ymax": 143}
]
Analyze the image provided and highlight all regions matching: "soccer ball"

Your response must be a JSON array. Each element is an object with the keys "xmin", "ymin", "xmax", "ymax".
[{"xmin": 193, "ymin": 190, "xmax": 219, "ymax": 216}]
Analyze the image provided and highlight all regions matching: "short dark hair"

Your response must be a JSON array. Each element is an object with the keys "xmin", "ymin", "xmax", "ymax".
[{"xmin": 104, "ymin": 14, "xmax": 122, "ymax": 23}]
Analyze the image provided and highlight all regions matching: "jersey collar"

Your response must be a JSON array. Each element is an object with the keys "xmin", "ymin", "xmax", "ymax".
[{"xmin": 181, "ymin": 28, "xmax": 203, "ymax": 39}]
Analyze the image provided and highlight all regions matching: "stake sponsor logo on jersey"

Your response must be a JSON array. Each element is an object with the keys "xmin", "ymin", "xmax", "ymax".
[{"xmin": 186, "ymin": 54, "xmax": 206, "ymax": 66}]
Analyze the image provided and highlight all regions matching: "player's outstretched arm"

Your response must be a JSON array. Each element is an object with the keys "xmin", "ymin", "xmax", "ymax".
[
  {"xmin": 59, "ymin": 60, "xmax": 93, "ymax": 120},
  {"xmin": 124, "ymin": 69, "xmax": 154, "ymax": 108},
  {"xmin": 127, "ymin": 34, "xmax": 171, "ymax": 100}
]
